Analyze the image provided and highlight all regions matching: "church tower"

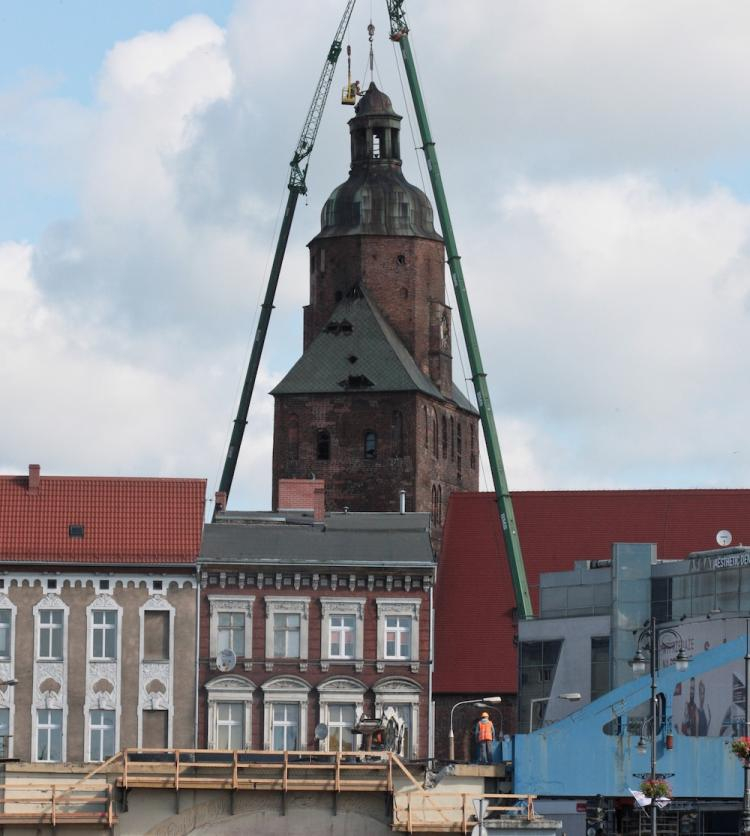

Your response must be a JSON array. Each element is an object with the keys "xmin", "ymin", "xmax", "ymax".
[{"xmin": 271, "ymin": 83, "xmax": 479, "ymax": 531}]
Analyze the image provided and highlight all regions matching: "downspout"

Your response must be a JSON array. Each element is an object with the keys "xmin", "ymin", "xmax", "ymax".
[
  {"xmin": 428, "ymin": 583, "xmax": 435, "ymax": 760},
  {"xmin": 194, "ymin": 576, "xmax": 200, "ymax": 747}
]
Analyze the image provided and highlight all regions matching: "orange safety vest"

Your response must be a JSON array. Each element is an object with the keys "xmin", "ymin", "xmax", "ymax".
[{"xmin": 477, "ymin": 719, "xmax": 494, "ymax": 742}]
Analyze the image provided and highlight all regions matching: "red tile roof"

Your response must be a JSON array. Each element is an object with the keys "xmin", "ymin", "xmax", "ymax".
[
  {"xmin": 0, "ymin": 469, "xmax": 206, "ymax": 565},
  {"xmin": 434, "ymin": 489, "xmax": 750, "ymax": 694}
]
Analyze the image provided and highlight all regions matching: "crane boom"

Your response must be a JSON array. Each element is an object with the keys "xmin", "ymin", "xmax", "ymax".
[
  {"xmin": 385, "ymin": 1, "xmax": 534, "ymax": 619},
  {"xmin": 216, "ymin": 0, "xmax": 357, "ymax": 512}
]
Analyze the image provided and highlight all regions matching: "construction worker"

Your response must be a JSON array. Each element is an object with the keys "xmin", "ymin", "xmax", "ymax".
[{"xmin": 475, "ymin": 711, "xmax": 495, "ymax": 764}]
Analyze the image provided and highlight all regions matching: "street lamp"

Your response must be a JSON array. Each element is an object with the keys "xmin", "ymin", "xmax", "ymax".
[
  {"xmin": 528, "ymin": 693, "xmax": 581, "ymax": 733},
  {"xmin": 629, "ymin": 617, "xmax": 689, "ymax": 836},
  {"xmin": 448, "ymin": 696, "xmax": 502, "ymax": 761}
]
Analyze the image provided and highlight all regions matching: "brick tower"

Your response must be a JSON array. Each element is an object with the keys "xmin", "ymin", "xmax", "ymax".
[{"xmin": 271, "ymin": 83, "xmax": 479, "ymax": 533}]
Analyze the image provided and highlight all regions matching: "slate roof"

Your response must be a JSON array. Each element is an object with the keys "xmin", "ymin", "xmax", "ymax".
[
  {"xmin": 0, "ymin": 470, "xmax": 206, "ymax": 565},
  {"xmin": 434, "ymin": 489, "xmax": 750, "ymax": 694},
  {"xmin": 271, "ymin": 288, "xmax": 477, "ymax": 414},
  {"xmin": 200, "ymin": 511, "xmax": 434, "ymax": 569}
]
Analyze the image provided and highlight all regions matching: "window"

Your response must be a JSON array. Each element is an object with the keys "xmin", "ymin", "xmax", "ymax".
[
  {"xmin": 450, "ymin": 417, "xmax": 455, "ymax": 460},
  {"xmin": 438, "ymin": 485, "xmax": 442, "ymax": 524},
  {"xmin": 431, "ymin": 486, "xmax": 438, "ymax": 525},
  {"xmin": 376, "ymin": 600, "xmax": 421, "ymax": 668},
  {"xmin": 470, "ymin": 424, "xmax": 476, "ymax": 469},
  {"xmin": 591, "ymin": 637, "xmax": 610, "ymax": 701},
  {"xmin": 89, "ymin": 710, "xmax": 115, "ymax": 761},
  {"xmin": 385, "ymin": 616, "xmax": 411, "ymax": 660},
  {"xmin": 317, "ymin": 429, "xmax": 331, "ymax": 460},
  {"xmin": 391, "ymin": 411, "xmax": 403, "ymax": 458},
  {"xmin": 218, "ymin": 612, "xmax": 245, "ymax": 655},
  {"xmin": 372, "ymin": 131, "xmax": 381, "ymax": 159},
  {"xmin": 423, "ymin": 406, "xmax": 429, "ymax": 448},
  {"xmin": 456, "ymin": 423, "xmax": 462, "ymax": 479},
  {"xmin": 329, "ymin": 615, "xmax": 355, "ymax": 658},
  {"xmin": 364, "ymin": 430, "xmax": 377, "ymax": 460},
  {"xmin": 91, "ymin": 610, "xmax": 117, "ymax": 659},
  {"xmin": 274, "ymin": 613, "xmax": 301, "ymax": 658},
  {"xmin": 0, "ymin": 707, "xmax": 9, "ymax": 759},
  {"xmin": 0, "ymin": 609, "xmax": 11, "ymax": 659},
  {"xmin": 68, "ymin": 524, "xmax": 84, "ymax": 538},
  {"xmin": 216, "ymin": 702, "xmax": 244, "ymax": 749},
  {"xmin": 272, "ymin": 703, "xmax": 299, "ymax": 750},
  {"xmin": 432, "ymin": 410, "xmax": 438, "ymax": 457},
  {"xmin": 518, "ymin": 640, "xmax": 562, "ymax": 730},
  {"xmin": 39, "ymin": 609, "xmax": 64, "ymax": 660},
  {"xmin": 142, "ymin": 710, "xmax": 169, "ymax": 749},
  {"xmin": 373, "ymin": 678, "xmax": 421, "ymax": 759},
  {"xmin": 37, "ymin": 709, "xmax": 63, "ymax": 762},
  {"xmin": 287, "ymin": 415, "xmax": 299, "ymax": 461},
  {"xmin": 441, "ymin": 415, "xmax": 448, "ymax": 458},
  {"xmin": 143, "ymin": 611, "xmax": 170, "ymax": 660},
  {"xmin": 328, "ymin": 704, "xmax": 356, "ymax": 751}
]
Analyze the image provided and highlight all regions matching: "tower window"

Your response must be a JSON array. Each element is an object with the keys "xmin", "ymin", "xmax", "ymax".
[
  {"xmin": 364, "ymin": 431, "xmax": 377, "ymax": 460},
  {"xmin": 396, "ymin": 254, "xmax": 406, "ymax": 266},
  {"xmin": 423, "ymin": 406, "xmax": 429, "ymax": 449},
  {"xmin": 457, "ymin": 423, "xmax": 462, "ymax": 480},
  {"xmin": 288, "ymin": 415, "xmax": 299, "ymax": 461},
  {"xmin": 450, "ymin": 417, "xmax": 455, "ymax": 461},
  {"xmin": 392, "ymin": 411, "xmax": 404, "ymax": 458},
  {"xmin": 432, "ymin": 409, "xmax": 439, "ymax": 458},
  {"xmin": 441, "ymin": 415, "xmax": 448, "ymax": 459},
  {"xmin": 317, "ymin": 430, "xmax": 331, "ymax": 461},
  {"xmin": 372, "ymin": 132, "xmax": 381, "ymax": 159},
  {"xmin": 470, "ymin": 424, "xmax": 476, "ymax": 470}
]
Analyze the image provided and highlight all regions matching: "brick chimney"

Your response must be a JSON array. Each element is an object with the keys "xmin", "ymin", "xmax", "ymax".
[
  {"xmin": 277, "ymin": 479, "xmax": 325, "ymax": 522},
  {"xmin": 28, "ymin": 464, "xmax": 41, "ymax": 494}
]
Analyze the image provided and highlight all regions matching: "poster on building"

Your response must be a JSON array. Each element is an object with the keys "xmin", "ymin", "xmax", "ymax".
[{"xmin": 663, "ymin": 618, "xmax": 746, "ymax": 737}]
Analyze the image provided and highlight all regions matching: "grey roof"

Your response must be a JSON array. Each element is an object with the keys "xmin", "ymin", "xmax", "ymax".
[
  {"xmin": 271, "ymin": 288, "xmax": 444, "ymax": 399},
  {"xmin": 199, "ymin": 511, "xmax": 435, "ymax": 568}
]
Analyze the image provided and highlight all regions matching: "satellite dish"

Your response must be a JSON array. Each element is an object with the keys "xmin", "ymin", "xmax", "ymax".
[
  {"xmin": 314, "ymin": 723, "xmax": 328, "ymax": 740},
  {"xmin": 216, "ymin": 648, "xmax": 237, "ymax": 672},
  {"xmin": 717, "ymin": 529, "xmax": 732, "ymax": 547}
]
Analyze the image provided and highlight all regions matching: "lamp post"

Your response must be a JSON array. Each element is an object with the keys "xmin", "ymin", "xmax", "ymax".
[
  {"xmin": 528, "ymin": 693, "xmax": 581, "ymax": 733},
  {"xmin": 630, "ymin": 617, "xmax": 689, "ymax": 836},
  {"xmin": 448, "ymin": 696, "xmax": 502, "ymax": 761}
]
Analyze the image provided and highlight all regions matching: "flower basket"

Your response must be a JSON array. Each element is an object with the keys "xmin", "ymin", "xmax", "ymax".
[
  {"xmin": 731, "ymin": 737, "xmax": 750, "ymax": 761},
  {"xmin": 640, "ymin": 778, "xmax": 671, "ymax": 799}
]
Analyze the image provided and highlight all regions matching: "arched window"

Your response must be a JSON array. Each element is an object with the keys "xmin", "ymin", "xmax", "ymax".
[
  {"xmin": 470, "ymin": 424, "xmax": 476, "ymax": 470},
  {"xmin": 391, "ymin": 411, "xmax": 403, "ymax": 458},
  {"xmin": 364, "ymin": 431, "xmax": 377, "ymax": 460},
  {"xmin": 441, "ymin": 415, "xmax": 448, "ymax": 459},
  {"xmin": 317, "ymin": 429, "xmax": 331, "ymax": 461},
  {"xmin": 438, "ymin": 485, "xmax": 443, "ymax": 524},
  {"xmin": 423, "ymin": 406, "xmax": 429, "ymax": 449},
  {"xmin": 456, "ymin": 423, "xmax": 462, "ymax": 479},
  {"xmin": 287, "ymin": 415, "xmax": 299, "ymax": 461},
  {"xmin": 431, "ymin": 485, "xmax": 438, "ymax": 524},
  {"xmin": 450, "ymin": 417, "xmax": 455, "ymax": 461},
  {"xmin": 432, "ymin": 409, "xmax": 438, "ymax": 458}
]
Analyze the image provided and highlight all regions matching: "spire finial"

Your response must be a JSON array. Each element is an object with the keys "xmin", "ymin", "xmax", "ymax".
[{"xmin": 368, "ymin": 21, "xmax": 375, "ymax": 74}]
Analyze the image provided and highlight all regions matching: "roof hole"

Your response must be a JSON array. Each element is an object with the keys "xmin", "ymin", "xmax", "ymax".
[
  {"xmin": 68, "ymin": 524, "xmax": 84, "ymax": 538},
  {"xmin": 396, "ymin": 254, "xmax": 406, "ymax": 265}
]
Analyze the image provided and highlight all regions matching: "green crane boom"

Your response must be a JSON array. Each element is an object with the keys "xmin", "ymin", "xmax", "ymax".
[
  {"xmin": 216, "ymin": 0, "xmax": 357, "ymax": 513},
  {"xmin": 385, "ymin": 1, "xmax": 533, "ymax": 619}
]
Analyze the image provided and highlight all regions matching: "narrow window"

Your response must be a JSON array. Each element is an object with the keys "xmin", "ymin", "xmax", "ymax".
[
  {"xmin": 450, "ymin": 417, "xmax": 455, "ymax": 461},
  {"xmin": 317, "ymin": 429, "xmax": 331, "ymax": 461},
  {"xmin": 143, "ymin": 611, "xmax": 169, "ymax": 661},
  {"xmin": 319, "ymin": 247, "xmax": 326, "ymax": 272},
  {"xmin": 470, "ymin": 424, "xmax": 476, "ymax": 470},
  {"xmin": 218, "ymin": 612, "xmax": 245, "ymax": 655},
  {"xmin": 364, "ymin": 430, "xmax": 377, "ymax": 460},
  {"xmin": 0, "ymin": 707, "xmax": 9, "ymax": 759},
  {"xmin": 391, "ymin": 411, "xmax": 403, "ymax": 458},
  {"xmin": 273, "ymin": 613, "xmax": 301, "ymax": 658},
  {"xmin": 431, "ymin": 485, "xmax": 438, "ymax": 524},
  {"xmin": 288, "ymin": 415, "xmax": 299, "ymax": 461},
  {"xmin": 438, "ymin": 485, "xmax": 443, "ymax": 525},
  {"xmin": 89, "ymin": 710, "xmax": 115, "ymax": 761},
  {"xmin": 432, "ymin": 410, "xmax": 438, "ymax": 458},
  {"xmin": 423, "ymin": 406, "xmax": 429, "ymax": 449},
  {"xmin": 457, "ymin": 423, "xmax": 462, "ymax": 480},
  {"xmin": 39, "ymin": 610, "xmax": 63, "ymax": 660},
  {"xmin": 441, "ymin": 415, "xmax": 448, "ymax": 459},
  {"xmin": 37, "ymin": 709, "xmax": 63, "ymax": 762},
  {"xmin": 372, "ymin": 132, "xmax": 381, "ymax": 159},
  {"xmin": 385, "ymin": 616, "xmax": 411, "ymax": 659},
  {"xmin": 0, "ymin": 610, "xmax": 11, "ymax": 659},
  {"xmin": 91, "ymin": 610, "xmax": 117, "ymax": 660}
]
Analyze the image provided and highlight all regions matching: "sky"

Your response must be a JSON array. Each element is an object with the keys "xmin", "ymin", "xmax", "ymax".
[{"xmin": 3, "ymin": 0, "xmax": 750, "ymax": 518}]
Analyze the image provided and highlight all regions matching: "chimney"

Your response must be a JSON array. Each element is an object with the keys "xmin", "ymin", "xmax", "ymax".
[
  {"xmin": 278, "ymin": 479, "xmax": 326, "ymax": 522},
  {"xmin": 28, "ymin": 464, "xmax": 41, "ymax": 494},
  {"xmin": 214, "ymin": 491, "xmax": 227, "ymax": 514}
]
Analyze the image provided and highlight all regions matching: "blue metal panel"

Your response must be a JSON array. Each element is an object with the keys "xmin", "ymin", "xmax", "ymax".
[{"xmin": 513, "ymin": 636, "xmax": 745, "ymax": 797}]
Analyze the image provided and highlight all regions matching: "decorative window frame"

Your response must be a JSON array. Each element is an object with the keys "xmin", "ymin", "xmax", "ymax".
[
  {"xmin": 84, "ymin": 594, "xmax": 123, "ymax": 762},
  {"xmin": 373, "ymin": 676, "xmax": 422, "ymax": 760},
  {"xmin": 265, "ymin": 597, "xmax": 310, "ymax": 671},
  {"xmin": 0, "ymin": 593, "xmax": 17, "ymax": 758},
  {"xmin": 260, "ymin": 675, "xmax": 310, "ymax": 751},
  {"xmin": 208, "ymin": 596, "xmax": 254, "ymax": 669},
  {"xmin": 317, "ymin": 676, "xmax": 366, "ymax": 752},
  {"xmin": 319, "ymin": 598, "xmax": 365, "ymax": 672},
  {"xmin": 205, "ymin": 675, "xmax": 256, "ymax": 750},
  {"xmin": 32, "ymin": 593, "xmax": 69, "ymax": 762},
  {"xmin": 375, "ymin": 598, "xmax": 421, "ymax": 673},
  {"xmin": 137, "ymin": 595, "xmax": 175, "ymax": 748}
]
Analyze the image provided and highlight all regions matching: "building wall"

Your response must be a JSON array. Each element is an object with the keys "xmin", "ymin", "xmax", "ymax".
[
  {"xmin": 0, "ymin": 573, "xmax": 196, "ymax": 762},
  {"xmin": 196, "ymin": 570, "xmax": 432, "ymax": 759}
]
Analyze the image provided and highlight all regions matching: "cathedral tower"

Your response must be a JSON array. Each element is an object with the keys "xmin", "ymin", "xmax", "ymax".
[{"xmin": 271, "ymin": 84, "xmax": 479, "ymax": 531}]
